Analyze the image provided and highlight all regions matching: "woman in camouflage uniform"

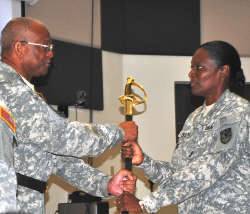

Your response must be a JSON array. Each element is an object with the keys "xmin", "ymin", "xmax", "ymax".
[{"xmin": 117, "ymin": 41, "xmax": 250, "ymax": 214}]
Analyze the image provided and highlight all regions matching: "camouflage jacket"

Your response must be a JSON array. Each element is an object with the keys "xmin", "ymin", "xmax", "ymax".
[
  {"xmin": 0, "ymin": 62, "xmax": 125, "ymax": 214},
  {"xmin": 0, "ymin": 97, "xmax": 19, "ymax": 213},
  {"xmin": 138, "ymin": 90, "xmax": 250, "ymax": 213}
]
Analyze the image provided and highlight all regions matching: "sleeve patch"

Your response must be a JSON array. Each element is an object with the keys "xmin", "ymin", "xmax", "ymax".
[{"xmin": 0, "ymin": 106, "xmax": 16, "ymax": 132}]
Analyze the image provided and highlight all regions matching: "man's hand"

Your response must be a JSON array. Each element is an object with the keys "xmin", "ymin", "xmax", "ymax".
[
  {"xmin": 121, "ymin": 141, "xmax": 144, "ymax": 165},
  {"xmin": 116, "ymin": 191, "xmax": 144, "ymax": 213},
  {"xmin": 119, "ymin": 121, "xmax": 138, "ymax": 142},
  {"xmin": 107, "ymin": 169, "xmax": 137, "ymax": 196}
]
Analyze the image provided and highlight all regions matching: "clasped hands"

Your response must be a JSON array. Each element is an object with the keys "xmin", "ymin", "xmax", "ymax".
[
  {"xmin": 116, "ymin": 137, "xmax": 146, "ymax": 213},
  {"xmin": 106, "ymin": 121, "xmax": 139, "ymax": 197},
  {"xmin": 110, "ymin": 121, "xmax": 145, "ymax": 213}
]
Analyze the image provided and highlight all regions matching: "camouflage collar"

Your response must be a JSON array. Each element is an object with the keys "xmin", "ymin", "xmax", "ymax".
[
  {"xmin": 0, "ymin": 62, "xmax": 24, "ymax": 83},
  {"xmin": 195, "ymin": 89, "xmax": 231, "ymax": 125}
]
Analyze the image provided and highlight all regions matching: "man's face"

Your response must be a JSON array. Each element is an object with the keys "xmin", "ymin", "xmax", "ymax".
[{"xmin": 21, "ymin": 23, "xmax": 53, "ymax": 79}]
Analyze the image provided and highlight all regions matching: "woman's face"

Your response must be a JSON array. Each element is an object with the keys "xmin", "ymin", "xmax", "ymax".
[{"xmin": 189, "ymin": 48, "xmax": 224, "ymax": 101}]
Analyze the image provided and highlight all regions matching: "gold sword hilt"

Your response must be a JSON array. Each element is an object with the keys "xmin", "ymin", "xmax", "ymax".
[{"xmin": 119, "ymin": 77, "xmax": 147, "ymax": 115}]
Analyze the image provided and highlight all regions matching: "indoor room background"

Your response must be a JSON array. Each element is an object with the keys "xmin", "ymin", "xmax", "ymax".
[{"xmin": 1, "ymin": 1, "xmax": 250, "ymax": 214}]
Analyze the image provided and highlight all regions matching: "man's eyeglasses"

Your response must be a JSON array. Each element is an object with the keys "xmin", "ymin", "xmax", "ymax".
[{"xmin": 20, "ymin": 41, "xmax": 53, "ymax": 53}]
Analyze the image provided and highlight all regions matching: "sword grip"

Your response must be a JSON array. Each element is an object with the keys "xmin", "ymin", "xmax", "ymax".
[
  {"xmin": 125, "ymin": 115, "xmax": 132, "ymax": 121},
  {"xmin": 125, "ymin": 114, "xmax": 133, "ymax": 171},
  {"xmin": 125, "ymin": 157, "xmax": 132, "ymax": 171}
]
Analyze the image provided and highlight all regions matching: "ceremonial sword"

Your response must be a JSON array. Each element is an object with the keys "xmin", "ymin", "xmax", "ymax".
[{"xmin": 119, "ymin": 77, "xmax": 147, "ymax": 214}]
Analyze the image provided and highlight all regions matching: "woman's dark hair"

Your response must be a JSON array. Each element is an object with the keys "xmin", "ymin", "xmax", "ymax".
[{"xmin": 199, "ymin": 40, "xmax": 245, "ymax": 89}]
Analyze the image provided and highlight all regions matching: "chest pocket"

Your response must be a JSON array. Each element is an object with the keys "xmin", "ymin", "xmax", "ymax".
[
  {"xmin": 176, "ymin": 127, "xmax": 194, "ymax": 160},
  {"xmin": 213, "ymin": 113, "xmax": 239, "ymax": 151}
]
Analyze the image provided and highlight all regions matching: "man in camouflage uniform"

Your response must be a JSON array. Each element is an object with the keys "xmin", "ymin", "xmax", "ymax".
[
  {"xmin": 0, "ymin": 17, "xmax": 138, "ymax": 214},
  {"xmin": 0, "ymin": 97, "xmax": 19, "ymax": 213},
  {"xmin": 117, "ymin": 41, "xmax": 250, "ymax": 213}
]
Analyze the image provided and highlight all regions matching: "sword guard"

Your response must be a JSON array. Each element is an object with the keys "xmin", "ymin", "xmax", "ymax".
[{"xmin": 119, "ymin": 78, "xmax": 147, "ymax": 106}]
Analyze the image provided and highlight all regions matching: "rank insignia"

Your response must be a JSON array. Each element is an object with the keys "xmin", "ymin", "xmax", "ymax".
[
  {"xmin": 220, "ymin": 128, "xmax": 231, "ymax": 144},
  {"xmin": 0, "ymin": 106, "xmax": 16, "ymax": 132}
]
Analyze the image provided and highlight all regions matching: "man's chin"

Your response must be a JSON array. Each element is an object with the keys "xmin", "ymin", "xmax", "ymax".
[{"xmin": 37, "ymin": 69, "xmax": 49, "ymax": 77}]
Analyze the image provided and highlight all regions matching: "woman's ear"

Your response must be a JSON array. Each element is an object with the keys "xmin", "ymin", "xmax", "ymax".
[{"xmin": 219, "ymin": 65, "xmax": 230, "ymax": 78}]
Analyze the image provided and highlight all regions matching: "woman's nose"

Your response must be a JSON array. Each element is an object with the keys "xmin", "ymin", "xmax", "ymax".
[{"xmin": 188, "ymin": 68, "xmax": 195, "ymax": 78}]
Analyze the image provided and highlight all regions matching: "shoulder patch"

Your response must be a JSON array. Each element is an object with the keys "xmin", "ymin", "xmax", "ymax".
[
  {"xmin": 0, "ymin": 106, "xmax": 16, "ymax": 132},
  {"xmin": 220, "ymin": 128, "xmax": 231, "ymax": 144}
]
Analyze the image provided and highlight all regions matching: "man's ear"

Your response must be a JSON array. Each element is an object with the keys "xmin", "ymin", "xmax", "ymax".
[
  {"xmin": 13, "ymin": 41, "xmax": 25, "ymax": 57},
  {"xmin": 219, "ymin": 65, "xmax": 230, "ymax": 78}
]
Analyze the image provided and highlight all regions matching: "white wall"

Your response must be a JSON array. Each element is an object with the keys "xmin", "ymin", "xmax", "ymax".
[
  {"xmin": 26, "ymin": 0, "xmax": 101, "ymax": 48},
  {"xmin": 201, "ymin": 0, "xmax": 250, "ymax": 56},
  {"xmin": 0, "ymin": 0, "xmax": 21, "ymax": 51}
]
